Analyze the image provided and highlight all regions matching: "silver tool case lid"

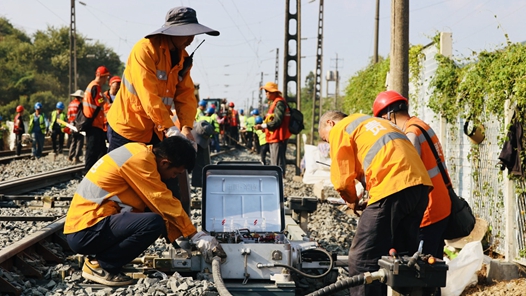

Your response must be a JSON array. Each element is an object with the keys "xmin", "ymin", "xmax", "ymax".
[{"xmin": 202, "ymin": 164, "xmax": 284, "ymax": 233}]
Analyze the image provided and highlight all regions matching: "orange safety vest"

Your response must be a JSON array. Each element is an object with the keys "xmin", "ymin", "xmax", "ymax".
[
  {"xmin": 67, "ymin": 99, "xmax": 81, "ymax": 123},
  {"xmin": 13, "ymin": 114, "xmax": 24, "ymax": 134},
  {"xmin": 229, "ymin": 109, "xmax": 239, "ymax": 126},
  {"xmin": 107, "ymin": 35, "xmax": 196, "ymax": 143},
  {"xmin": 83, "ymin": 80, "xmax": 106, "ymax": 131},
  {"xmin": 329, "ymin": 114, "xmax": 433, "ymax": 205},
  {"xmin": 265, "ymin": 97, "xmax": 291, "ymax": 143},
  {"xmin": 103, "ymin": 90, "xmax": 114, "ymax": 129},
  {"xmin": 64, "ymin": 143, "xmax": 196, "ymax": 242},
  {"xmin": 405, "ymin": 117, "xmax": 451, "ymax": 227}
]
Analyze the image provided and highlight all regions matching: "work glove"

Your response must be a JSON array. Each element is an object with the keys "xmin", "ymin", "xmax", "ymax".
[
  {"xmin": 191, "ymin": 231, "xmax": 227, "ymax": 264},
  {"xmin": 165, "ymin": 126, "xmax": 182, "ymax": 137}
]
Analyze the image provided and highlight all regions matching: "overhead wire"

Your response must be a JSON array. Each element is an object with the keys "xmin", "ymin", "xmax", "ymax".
[{"xmin": 34, "ymin": 0, "xmax": 69, "ymax": 25}]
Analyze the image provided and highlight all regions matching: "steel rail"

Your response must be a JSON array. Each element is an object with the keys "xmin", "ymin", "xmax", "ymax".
[{"xmin": 0, "ymin": 164, "xmax": 84, "ymax": 194}]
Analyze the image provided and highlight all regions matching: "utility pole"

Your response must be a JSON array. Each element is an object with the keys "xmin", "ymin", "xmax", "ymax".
[
  {"xmin": 331, "ymin": 53, "xmax": 343, "ymax": 110},
  {"xmin": 389, "ymin": 0, "xmax": 409, "ymax": 97},
  {"xmin": 69, "ymin": 0, "xmax": 77, "ymax": 95},
  {"xmin": 310, "ymin": 0, "xmax": 324, "ymax": 144},
  {"xmin": 373, "ymin": 0, "xmax": 380, "ymax": 64},
  {"xmin": 259, "ymin": 72, "xmax": 264, "ymax": 113},
  {"xmin": 274, "ymin": 48, "xmax": 279, "ymax": 84}
]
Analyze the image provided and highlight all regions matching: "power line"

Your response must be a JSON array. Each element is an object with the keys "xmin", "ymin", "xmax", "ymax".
[{"xmin": 35, "ymin": 0, "xmax": 68, "ymax": 25}]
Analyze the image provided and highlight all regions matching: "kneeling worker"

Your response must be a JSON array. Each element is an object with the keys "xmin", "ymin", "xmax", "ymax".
[{"xmin": 64, "ymin": 136, "xmax": 226, "ymax": 286}]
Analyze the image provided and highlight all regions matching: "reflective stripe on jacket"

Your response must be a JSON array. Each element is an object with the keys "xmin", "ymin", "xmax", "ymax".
[
  {"xmin": 405, "ymin": 117, "xmax": 451, "ymax": 227},
  {"xmin": 329, "ymin": 114, "xmax": 433, "ymax": 205},
  {"xmin": 64, "ymin": 143, "xmax": 196, "ymax": 242},
  {"xmin": 265, "ymin": 97, "xmax": 291, "ymax": 143},
  {"xmin": 83, "ymin": 80, "xmax": 106, "ymax": 130},
  {"xmin": 67, "ymin": 99, "xmax": 81, "ymax": 123},
  {"xmin": 51, "ymin": 110, "xmax": 67, "ymax": 132},
  {"xmin": 29, "ymin": 113, "xmax": 46, "ymax": 133},
  {"xmin": 13, "ymin": 114, "xmax": 25, "ymax": 134},
  {"xmin": 229, "ymin": 109, "xmax": 239, "ymax": 126},
  {"xmin": 107, "ymin": 36, "xmax": 196, "ymax": 143}
]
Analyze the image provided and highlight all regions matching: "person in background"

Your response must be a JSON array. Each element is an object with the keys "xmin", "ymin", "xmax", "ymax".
[
  {"xmin": 318, "ymin": 111, "xmax": 432, "ymax": 296},
  {"xmin": 200, "ymin": 107, "xmax": 220, "ymax": 153},
  {"xmin": 50, "ymin": 102, "xmax": 67, "ymax": 156},
  {"xmin": 373, "ymin": 91, "xmax": 451, "ymax": 295},
  {"xmin": 13, "ymin": 105, "xmax": 25, "ymax": 156},
  {"xmin": 255, "ymin": 116, "xmax": 269, "ymax": 165},
  {"xmin": 29, "ymin": 102, "xmax": 47, "ymax": 159},
  {"xmin": 255, "ymin": 82, "xmax": 291, "ymax": 176},
  {"xmin": 195, "ymin": 100, "xmax": 207, "ymax": 120},
  {"xmin": 83, "ymin": 66, "xmax": 110, "ymax": 172},
  {"xmin": 64, "ymin": 136, "xmax": 226, "ymax": 286},
  {"xmin": 68, "ymin": 90, "xmax": 85, "ymax": 163},
  {"xmin": 227, "ymin": 101, "xmax": 239, "ymax": 145},
  {"xmin": 104, "ymin": 76, "xmax": 121, "ymax": 144},
  {"xmin": 0, "ymin": 116, "xmax": 7, "ymax": 151},
  {"xmin": 239, "ymin": 109, "xmax": 247, "ymax": 145},
  {"xmin": 106, "ymin": 6, "xmax": 219, "ymax": 152},
  {"xmin": 245, "ymin": 109, "xmax": 257, "ymax": 152}
]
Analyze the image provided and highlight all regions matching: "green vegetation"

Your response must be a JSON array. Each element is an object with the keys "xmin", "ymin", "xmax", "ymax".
[{"xmin": 0, "ymin": 17, "xmax": 123, "ymax": 119}]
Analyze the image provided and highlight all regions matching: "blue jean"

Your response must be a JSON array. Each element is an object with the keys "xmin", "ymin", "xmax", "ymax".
[
  {"xmin": 66, "ymin": 212, "xmax": 166, "ymax": 274},
  {"xmin": 32, "ymin": 131, "xmax": 45, "ymax": 158}
]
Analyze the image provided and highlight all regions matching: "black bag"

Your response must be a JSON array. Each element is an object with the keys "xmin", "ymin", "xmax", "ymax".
[
  {"xmin": 410, "ymin": 124, "xmax": 476, "ymax": 240},
  {"xmin": 73, "ymin": 102, "xmax": 101, "ymax": 132},
  {"xmin": 288, "ymin": 107, "xmax": 305, "ymax": 135}
]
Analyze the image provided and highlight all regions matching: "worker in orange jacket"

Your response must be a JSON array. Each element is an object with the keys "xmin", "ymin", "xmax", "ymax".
[
  {"xmin": 106, "ymin": 6, "xmax": 219, "ymax": 152},
  {"xmin": 373, "ymin": 91, "xmax": 451, "ymax": 291},
  {"xmin": 104, "ymin": 76, "xmax": 121, "ymax": 144},
  {"xmin": 64, "ymin": 136, "xmax": 226, "ymax": 286},
  {"xmin": 83, "ymin": 66, "xmax": 110, "ymax": 173},
  {"xmin": 318, "ymin": 111, "xmax": 432, "ymax": 296}
]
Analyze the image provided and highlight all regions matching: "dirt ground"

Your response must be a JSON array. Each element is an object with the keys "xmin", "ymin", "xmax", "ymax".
[{"xmin": 461, "ymin": 267, "xmax": 526, "ymax": 296}]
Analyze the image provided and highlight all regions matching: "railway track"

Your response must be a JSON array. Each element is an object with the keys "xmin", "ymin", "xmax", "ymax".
[{"xmin": 0, "ymin": 146, "xmax": 59, "ymax": 164}]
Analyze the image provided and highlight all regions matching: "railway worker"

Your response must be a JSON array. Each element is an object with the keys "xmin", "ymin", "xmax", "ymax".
[
  {"xmin": 239, "ymin": 109, "xmax": 247, "ymax": 144},
  {"xmin": 201, "ymin": 107, "xmax": 220, "ymax": 153},
  {"xmin": 255, "ymin": 116, "xmax": 269, "ymax": 165},
  {"xmin": 196, "ymin": 100, "xmax": 207, "ymax": 120},
  {"xmin": 255, "ymin": 82, "xmax": 291, "ymax": 176},
  {"xmin": 227, "ymin": 102, "xmax": 240, "ymax": 145},
  {"xmin": 67, "ymin": 90, "xmax": 85, "ymax": 163},
  {"xmin": 318, "ymin": 111, "xmax": 432, "ymax": 296},
  {"xmin": 64, "ymin": 136, "xmax": 226, "ymax": 286},
  {"xmin": 83, "ymin": 66, "xmax": 110, "ymax": 173},
  {"xmin": 106, "ymin": 6, "xmax": 219, "ymax": 152},
  {"xmin": 103, "ymin": 76, "xmax": 121, "ymax": 145},
  {"xmin": 29, "ymin": 102, "xmax": 47, "ymax": 159},
  {"xmin": 13, "ymin": 105, "xmax": 25, "ymax": 156},
  {"xmin": 373, "ymin": 91, "xmax": 451, "ymax": 288},
  {"xmin": 245, "ymin": 109, "xmax": 257, "ymax": 152},
  {"xmin": 50, "ymin": 102, "xmax": 67, "ymax": 156}
]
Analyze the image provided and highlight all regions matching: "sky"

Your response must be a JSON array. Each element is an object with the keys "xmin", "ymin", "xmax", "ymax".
[{"xmin": 1, "ymin": 0, "xmax": 525, "ymax": 111}]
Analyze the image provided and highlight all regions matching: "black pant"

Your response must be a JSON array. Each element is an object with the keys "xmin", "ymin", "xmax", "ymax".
[
  {"xmin": 191, "ymin": 144, "xmax": 211, "ymax": 188},
  {"xmin": 260, "ymin": 143, "xmax": 269, "ymax": 164},
  {"xmin": 348, "ymin": 185, "xmax": 429, "ymax": 296},
  {"xmin": 245, "ymin": 131, "xmax": 253, "ymax": 149},
  {"xmin": 108, "ymin": 124, "xmax": 161, "ymax": 152},
  {"xmin": 85, "ymin": 127, "xmax": 107, "ymax": 173},
  {"xmin": 51, "ymin": 130, "xmax": 65, "ymax": 153},
  {"xmin": 66, "ymin": 212, "xmax": 165, "ymax": 274},
  {"xmin": 69, "ymin": 132, "xmax": 84, "ymax": 160},
  {"xmin": 15, "ymin": 133, "xmax": 23, "ymax": 156}
]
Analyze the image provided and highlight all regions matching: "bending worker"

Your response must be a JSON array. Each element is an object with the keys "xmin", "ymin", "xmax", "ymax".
[
  {"xmin": 64, "ymin": 136, "xmax": 226, "ymax": 286},
  {"xmin": 318, "ymin": 111, "xmax": 432, "ymax": 296},
  {"xmin": 373, "ymin": 91, "xmax": 451, "ymax": 275},
  {"xmin": 107, "ymin": 6, "xmax": 219, "ymax": 152}
]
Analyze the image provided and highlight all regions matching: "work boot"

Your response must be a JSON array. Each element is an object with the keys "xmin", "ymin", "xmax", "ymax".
[{"xmin": 82, "ymin": 258, "xmax": 133, "ymax": 286}]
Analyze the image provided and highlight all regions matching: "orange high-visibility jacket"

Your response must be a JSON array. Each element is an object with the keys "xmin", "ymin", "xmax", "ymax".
[
  {"xmin": 405, "ymin": 117, "xmax": 451, "ymax": 227},
  {"xmin": 329, "ymin": 114, "xmax": 433, "ymax": 205},
  {"xmin": 265, "ymin": 97, "xmax": 291, "ymax": 143},
  {"xmin": 64, "ymin": 143, "xmax": 196, "ymax": 242},
  {"xmin": 83, "ymin": 80, "xmax": 106, "ymax": 131},
  {"xmin": 107, "ymin": 35, "xmax": 197, "ymax": 143}
]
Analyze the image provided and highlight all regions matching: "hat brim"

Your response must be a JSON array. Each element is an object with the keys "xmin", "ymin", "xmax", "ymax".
[
  {"xmin": 260, "ymin": 86, "xmax": 280, "ymax": 93},
  {"xmin": 146, "ymin": 23, "xmax": 220, "ymax": 38}
]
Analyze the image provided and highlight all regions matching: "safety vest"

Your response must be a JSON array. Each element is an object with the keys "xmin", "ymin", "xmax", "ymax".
[
  {"xmin": 229, "ymin": 109, "xmax": 239, "ymax": 127},
  {"xmin": 83, "ymin": 80, "xmax": 106, "ymax": 131},
  {"xmin": 256, "ymin": 129, "xmax": 266, "ymax": 145},
  {"xmin": 405, "ymin": 117, "xmax": 451, "ymax": 227},
  {"xmin": 265, "ymin": 97, "xmax": 291, "ymax": 143},
  {"xmin": 107, "ymin": 36, "xmax": 196, "ymax": 143},
  {"xmin": 29, "ymin": 113, "xmax": 46, "ymax": 133},
  {"xmin": 67, "ymin": 99, "xmax": 81, "ymax": 123},
  {"xmin": 103, "ymin": 90, "xmax": 115, "ymax": 130},
  {"xmin": 195, "ymin": 107, "xmax": 205, "ymax": 121},
  {"xmin": 13, "ymin": 114, "xmax": 25, "ymax": 134},
  {"xmin": 51, "ymin": 110, "xmax": 67, "ymax": 132},
  {"xmin": 329, "ymin": 114, "xmax": 433, "ymax": 205},
  {"xmin": 245, "ymin": 116, "xmax": 255, "ymax": 132},
  {"xmin": 64, "ymin": 143, "xmax": 196, "ymax": 242},
  {"xmin": 208, "ymin": 114, "xmax": 220, "ymax": 133}
]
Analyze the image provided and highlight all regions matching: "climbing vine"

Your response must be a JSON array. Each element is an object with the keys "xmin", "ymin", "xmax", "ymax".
[{"xmin": 408, "ymin": 44, "xmax": 425, "ymax": 114}]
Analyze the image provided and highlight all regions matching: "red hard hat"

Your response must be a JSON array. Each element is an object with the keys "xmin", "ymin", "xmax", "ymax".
[
  {"xmin": 228, "ymin": 102, "xmax": 235, "ymax": 107},
  {"xmin": 372, "ymin": 90, "xmax": 408, "ymax": 117},
  {"xmin": 109, "ymin": 76, "xmax": 121, "ymax": 85},
  {"xmin": 96, "ymin": 66, "xmax": 110, "ymax": 77},
  {"xmin": 16, "ymin": 105, "xmax": 24, "ymax": 113}
]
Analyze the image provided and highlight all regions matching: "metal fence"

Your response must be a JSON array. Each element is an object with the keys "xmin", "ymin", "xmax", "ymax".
[{"xmin": 412, "ymin": 37, "xmax": 526, "ymax": 265}]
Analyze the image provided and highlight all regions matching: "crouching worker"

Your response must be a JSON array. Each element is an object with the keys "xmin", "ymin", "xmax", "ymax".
[{"xmin": 64, "ymin": 136, "xmax": 227, "ymax": 286}]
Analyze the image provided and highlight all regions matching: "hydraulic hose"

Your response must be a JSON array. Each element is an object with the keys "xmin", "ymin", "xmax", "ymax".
[
  {"xmin": 257, "ymin": 248, "xmax": 334, "ymax": 279},
  {"xmin": 305, "ymin": 274, "xmax": 365, "ymax": 296},
  {"xmin": 212, "ymin": 256, "xmax": 232, "ymax": 296}
]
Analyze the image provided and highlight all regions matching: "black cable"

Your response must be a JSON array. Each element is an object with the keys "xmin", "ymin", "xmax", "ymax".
[{"xmin": 305, "ymin": 274, "xmax": 365, "ymax": 296}]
